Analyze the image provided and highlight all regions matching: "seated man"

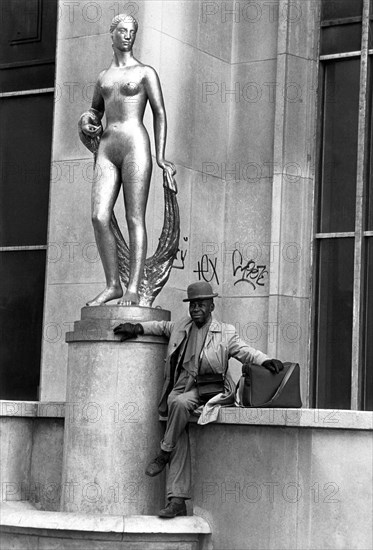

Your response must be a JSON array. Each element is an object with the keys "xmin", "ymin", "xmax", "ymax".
[{"xmin": 114, "ymin": 281, "xmax": 283, "ymax": 518}]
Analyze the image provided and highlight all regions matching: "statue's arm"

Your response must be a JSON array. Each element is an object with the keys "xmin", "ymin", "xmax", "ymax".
[
  {"xmin": 144, "ymin": 66, "xmax": 167, "ymax": 164},
  {"xmin": 144, "ymin": 66, "xmax": 177, "ymax": 190},
  {"xmin": 81, "ymin": 72, "xmax": 105, "ymax": 137}
]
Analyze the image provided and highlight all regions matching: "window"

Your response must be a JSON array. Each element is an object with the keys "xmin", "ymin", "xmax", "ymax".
[
  {"xmin": 314, "ymin": 0, "xmax": 373, "ymax": 410},
  {"xmin": 0, "ymin": 0, "xmax": 57, "ymax": 399}
]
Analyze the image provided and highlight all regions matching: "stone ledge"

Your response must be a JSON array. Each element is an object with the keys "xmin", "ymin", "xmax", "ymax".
[
  {"xmin": 1, "ymin": 401, "xmax": 372, "ymax": 430},
  {"xmin": 0, "ymin": 502, "xmax": 211, "ymax": 535},
  {"xmin": 173, "ymin": 407, "xmax": 373, "ymax": 431},
  {"xmin": 80, "ymin": 305, "xmax": 170, "ymax": 322},
  {"xmin": 215, "ymin": 407, "xmax": 373, "ymax": 430},
  {"xmin": 65, "ymin": 304, "xmax": 171, "ymax": 342},
  {"xmin": 66, "ymin": 331, "xmax": 169, "ymax": 343}
]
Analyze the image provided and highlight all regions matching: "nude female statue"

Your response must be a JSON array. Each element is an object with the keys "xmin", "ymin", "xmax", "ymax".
[{"xmin": 81, "ymin": 14, "xmax": 176, "ymax": 306}]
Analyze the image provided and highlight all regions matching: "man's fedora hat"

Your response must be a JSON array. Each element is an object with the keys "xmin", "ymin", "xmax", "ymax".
[{"xmin": 183, "ymin": 281, "xmax": 218, "ymax": 302}]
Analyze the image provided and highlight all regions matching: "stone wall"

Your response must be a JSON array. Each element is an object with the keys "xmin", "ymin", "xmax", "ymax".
[
  {"xmin": 190, "ymin": 410, "xmax": 373, "ymax": 549},
  {"xmin": 1, "ymin": 403, "xmax": 372, "ymax": 549},
  {"xmin": 40, "ymin": 0, "xmax": 320, "ymax": 405}
]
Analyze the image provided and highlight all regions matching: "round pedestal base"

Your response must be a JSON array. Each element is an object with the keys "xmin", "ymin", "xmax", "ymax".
[{"xmin": 61, "ymin": 306, "xmax": 169, "ymax": 515}]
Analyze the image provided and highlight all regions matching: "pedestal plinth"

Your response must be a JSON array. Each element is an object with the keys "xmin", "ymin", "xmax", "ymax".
[{"xmin": 60, "ymin": 306, "xmax": 169, "ymax": 515}]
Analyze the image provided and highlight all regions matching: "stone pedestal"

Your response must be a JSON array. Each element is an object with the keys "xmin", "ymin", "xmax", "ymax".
[{"xmin": 60, "ymin": 306, "xmax": 169, "ymax": 515}]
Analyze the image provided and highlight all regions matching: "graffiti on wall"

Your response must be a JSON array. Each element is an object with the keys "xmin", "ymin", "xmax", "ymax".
[
  {"xmin": 193, "ymin": 250, "xmax": 268, "ymax": 290},
  {"xmin": 193, "ymin": 254, "xmax": 220, "ymax": 285},
  {"xmin": 172, "ymin": 239, "xmax": 270, "ymax": 291},
  {"xmin": 232, "ymin": 250, "xmax": 268, "ymax": 290},
  {"xmin": 172, "ymin": 237, "xmax": 189, "ymax": 270}
]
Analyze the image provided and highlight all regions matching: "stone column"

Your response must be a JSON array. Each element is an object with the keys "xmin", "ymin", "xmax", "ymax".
[{"xmin": 60, "ymin": 306, "xmax": 169, "ymax": 515}]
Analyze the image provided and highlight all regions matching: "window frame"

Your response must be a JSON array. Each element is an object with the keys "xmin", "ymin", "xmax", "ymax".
[{"xmin": 313, "ymin": 0, "xmax": 372, "ymax": 410}]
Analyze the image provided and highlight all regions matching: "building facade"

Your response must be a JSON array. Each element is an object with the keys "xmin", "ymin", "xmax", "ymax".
[
  {"xmin": 1, "ymin": 2, "xmax": 372, "ymax": 549},
  {"xmin": 1, "ymin": 0, "xmax": 372, "ymax": 411}
]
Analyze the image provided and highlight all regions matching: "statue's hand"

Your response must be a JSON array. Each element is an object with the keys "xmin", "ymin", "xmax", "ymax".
[
  {"xmin": 78, "ymin": 111, "xmax": 103, "ymax": 154},
  {"xmin": 158, "ymin": 160, "xmax": 177, "ymax": 193},
  {"xmin": 81, "ymin": 123, "xmax": 102, "ymax": 138}
]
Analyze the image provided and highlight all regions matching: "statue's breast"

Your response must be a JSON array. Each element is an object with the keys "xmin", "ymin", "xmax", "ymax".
[
  {"xmin": 101, "ymin": 78, "xmax": 141, "ymax": 98},
  {"xmin": 120, "ymin": 81, "xmax": 141, "ymax": 96}
]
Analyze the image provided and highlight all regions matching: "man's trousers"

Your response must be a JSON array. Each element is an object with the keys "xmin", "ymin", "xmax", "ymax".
[{"xmin": 160, "ymin": 373, "xmax": 200, "ymax": 500}]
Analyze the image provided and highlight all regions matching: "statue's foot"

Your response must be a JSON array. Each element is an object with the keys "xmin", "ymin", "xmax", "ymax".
[
  {"xmin": 117, "ymin": 291, "xmax": 139, "ymax": 306},
  {"xmin": 86, "ymin": 285, "xmax": 123, "ymax": 307}
]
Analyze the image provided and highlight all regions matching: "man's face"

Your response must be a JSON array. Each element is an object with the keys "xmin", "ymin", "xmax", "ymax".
[{"xmin": 189, "ymin": 299, "xmax": 214, "ymax": 327}]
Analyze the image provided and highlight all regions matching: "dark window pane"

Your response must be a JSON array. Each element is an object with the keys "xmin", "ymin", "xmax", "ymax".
[
  {"xmin": 321, "ymin": 0, "xmax": 363, "ymax": 21},
  {"xmin": 368, "ymin": 59, "xmax": 373, "ymax": 230},
  {"xmin": 321, "ymin": 23, "xmax": 362, "ymax": 55},
  {"xmin": 315, "ymin": 238, "xmax": 354, "ymax": 409},
  {"xmin": 0, "ymin": 251, "xmax": 46, "ymax": 400},
  {"xmin": 0, "ymin": 64, "xmax": 56, "ymax": 95},
  {"xmin": 0, "ymin": 0, "xmax": 57, "ymax": 93},
  {"xmin": 363, "ymin": 238, "xmax": 373, "ymax": 410},
  {"xmin": 319, "ymin": 60, "xmax": 360, "ymax": 233},
  {"xmin": 0, "ymin": 94, "xmax": 54, "ymax": 246}
]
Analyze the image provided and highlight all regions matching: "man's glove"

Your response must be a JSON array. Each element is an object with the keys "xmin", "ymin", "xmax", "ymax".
[
  {"xmin": 262, "ymin": 359, "xmax": 284, "ymax": 374},
  {"xmin": 113, "ymin": 323, "xmax": 144, "ymax": 342}
]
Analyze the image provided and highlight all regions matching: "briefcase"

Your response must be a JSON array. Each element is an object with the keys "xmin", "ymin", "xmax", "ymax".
[{"xmin": 236, "ymin": 362, "xmax": 302, "ymax": 408}]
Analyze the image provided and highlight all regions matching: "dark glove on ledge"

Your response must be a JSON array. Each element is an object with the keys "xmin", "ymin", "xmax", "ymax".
[
  {"xmin": 113, "ymin": 322, "xmax": 144, "ymax": 342},
  {"xmin": 262, "ymin": 359, "xmax": 284, "ymax": 374}
]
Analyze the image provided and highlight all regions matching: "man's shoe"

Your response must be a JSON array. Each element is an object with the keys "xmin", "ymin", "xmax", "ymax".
[
  {"xmin": 158, "ymin": 498, "xmax": 187, "ymax": 518},
  {"xmin": 145, "ymin": 452, "xmax": 170, "ymax": 477}
]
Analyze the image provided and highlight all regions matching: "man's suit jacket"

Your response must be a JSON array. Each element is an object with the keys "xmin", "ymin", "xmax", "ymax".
[{"xmin": 142, "ymin": 316, "xmax": 269, "ymax": 416}]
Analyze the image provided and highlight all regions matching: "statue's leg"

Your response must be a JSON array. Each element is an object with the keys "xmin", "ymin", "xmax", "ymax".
[
  {"xmin": 118, "ymin": 136, "xmax": 152, "ymax": 306},
  {"xmin": 87, "ymin": 155, "xmax": 123, "ymax": 306}
]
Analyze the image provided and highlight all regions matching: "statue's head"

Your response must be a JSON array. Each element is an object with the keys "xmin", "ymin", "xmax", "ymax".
[
  {"xmin": 110, "ymin": 13, "xmax": 138, "ymax": 52},
  {"xmin": 110, "ymin": 13, "xmax": 138, "ymax": 34}
]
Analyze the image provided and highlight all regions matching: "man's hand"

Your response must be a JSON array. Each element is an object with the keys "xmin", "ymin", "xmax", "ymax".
[
  {"xmin": 113, "ymin": 323, "xmax": 144, "ymax": 342},
  {"xmin": 262, "ymin": 359, "xmax": 284, "ymax": 374}
]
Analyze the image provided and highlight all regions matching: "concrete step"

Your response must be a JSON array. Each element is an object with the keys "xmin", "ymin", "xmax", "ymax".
[{"xmin": 0, "ymin": 502, "xmax": 212, "ymax": 550}]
